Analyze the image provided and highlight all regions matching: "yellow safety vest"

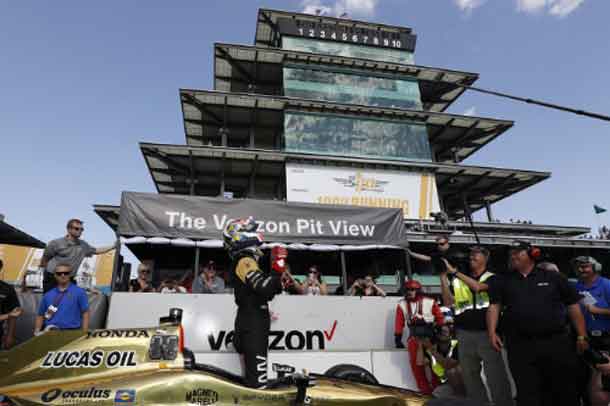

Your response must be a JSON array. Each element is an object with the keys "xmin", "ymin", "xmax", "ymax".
[
  {"xmin": 452, "ymin": 271, "xmax": 494, "ymax": 315},
  {"xmin": 428, "ymin": 340, "xmax": 458, "ymax": 382}
]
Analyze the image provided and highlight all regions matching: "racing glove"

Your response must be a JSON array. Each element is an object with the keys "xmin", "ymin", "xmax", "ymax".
[
  {"xmin": 271, "ymin": 246, "xmax": 288, "ymax": 273},
  {"xmin": 395, "ymin": 334, "xmax": 405, "ymax": 349}
]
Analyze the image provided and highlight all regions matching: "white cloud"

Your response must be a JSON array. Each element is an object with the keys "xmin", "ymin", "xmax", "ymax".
[
  {"xmin": 516, "ymin": 0, "xmax": 547, "ymax": 13},
  {"xmin": 454, "ymin": 0, "xmax": 487, "ymax": 13},
  {"xmin": 463, "ymin": 106, "xmax": 477, "ymax": 116},
  {"xmin": 451, "ymin": 0, "xmax": 585, "ymax": 17},
  {"xmin": 301, "ymin": 1, "xmax": 332, "ymax": 16},
  {"xmin": 548, "ymin": 0, "xmax": 585, "ymax": 17},
  {"xmin": 301, "ymin": 0, "xmax": 378, "ymax": 17},
  {"xmin": 516, "ymin": 0, "xmax": 585, "ymax": 17}
]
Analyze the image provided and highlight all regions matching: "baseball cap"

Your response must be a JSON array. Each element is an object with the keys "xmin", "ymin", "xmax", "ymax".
[{"xmin": 510, "ymin": 240, "xmax": 532, "ymax": 252}]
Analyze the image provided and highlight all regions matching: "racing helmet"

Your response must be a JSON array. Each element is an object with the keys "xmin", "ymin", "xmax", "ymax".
[
  {"xmin": 222, "ymin": 217, "xmax": 264, "ymax": 258},
  {"xmin": 440, "ymin": 306, "xmax": 454, "ymax": 324}
]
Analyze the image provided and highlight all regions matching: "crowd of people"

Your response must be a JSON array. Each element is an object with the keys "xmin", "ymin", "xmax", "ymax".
[
  {"xmin": 403, "ymin": 235, "xmax": 610, "ymax": 406},
  {"xmin": 127, "ymin": 260, "xmax": 388, "ymax": 297}
]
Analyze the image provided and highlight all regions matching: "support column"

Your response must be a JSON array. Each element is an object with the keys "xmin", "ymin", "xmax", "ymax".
[
  {"xmin": 340, "ymin": 251, "xmax": 348, "ymax": 296},
  {"xmin": 485, "ymin": 201, "xmax": 494, "ymax": 222},
  {"xmin": 111, "ymin": 233, "xmax": 122, "ymax": 291},
  {"xmin": 193, "ymin": 247, "xmax": 200, "ymax": 278}
]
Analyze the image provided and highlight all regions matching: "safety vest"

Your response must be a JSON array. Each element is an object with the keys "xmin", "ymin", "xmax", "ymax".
[
  {"xmin": 428, "ymin": 340, "xmax": 458, "ymax": 382},
  {"xmin": 452, "ymin": 271, "xmax": 493, "ymax": 315}
]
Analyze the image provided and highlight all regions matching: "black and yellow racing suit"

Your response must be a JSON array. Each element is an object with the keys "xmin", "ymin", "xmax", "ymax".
[{"xmin": 232, "ymin": 253, "xmax": 282, "ymax": 387}]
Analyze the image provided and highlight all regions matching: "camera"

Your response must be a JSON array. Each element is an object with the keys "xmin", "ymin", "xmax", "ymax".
[
  {"xmin": 410, "ymin": 319, "xmax": 435, "ymax": 339},
  {"xmin": 583, "ymin": 348, "xmax": 610, "ymax": 392}
]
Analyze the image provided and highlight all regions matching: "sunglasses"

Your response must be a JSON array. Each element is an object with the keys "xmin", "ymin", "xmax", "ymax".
[
  {"xmin": 55, "ymin": 271, "xmax": 71, "ymax": 276},
  {"xmin": 406, "ymin": 288, "xmax": 417, "ymax": 291},
  {"xmin": 71, "ymin": 226, "xmax": 84, "ymax": 231}
]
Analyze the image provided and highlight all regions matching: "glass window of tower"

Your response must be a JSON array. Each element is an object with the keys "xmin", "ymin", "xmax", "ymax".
[
  {"xmin": 283, "ymin": 65, "xmax": 423, "ymax": 110},
  {"xmin": 284, "ymin": 111, "xmax": 432, "ymax": 162},
  {"xmin": 281, "ymin": 36, "xmax": 414, "ymax": 65}
]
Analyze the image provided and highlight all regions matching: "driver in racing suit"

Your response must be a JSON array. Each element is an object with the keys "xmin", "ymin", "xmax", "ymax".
[
  {"xmin": 223, "ymin": 217, "xmax": 287, "ymax": 388},
  {"xmin": 395, "ymin": 279, "xmax": 444, "ymax": 395}
]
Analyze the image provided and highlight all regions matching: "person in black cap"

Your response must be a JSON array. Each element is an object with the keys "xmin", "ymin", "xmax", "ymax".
[{"xmin": 487, "ymin": 240, "xmax": 588, "ymax": 406}]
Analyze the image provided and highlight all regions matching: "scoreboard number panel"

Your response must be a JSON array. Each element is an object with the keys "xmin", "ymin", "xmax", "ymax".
[{"xmin": 278, "ymin": 17, "xmax": 416, "ymax": 52}]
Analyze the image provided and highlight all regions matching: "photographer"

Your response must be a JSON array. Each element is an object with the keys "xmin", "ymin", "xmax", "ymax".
[
  {"xmin": 394, "ymin": 279, "xmax": 444, "ymax": 395},
  {"xmin": 302, "ymin": 265, "xmax": 328, "ymax": 296},
  {"xmin": 350, "ymin": 274, "xmax": 386, "ymax": 297},
  {"xmin": 443, "ymin": 246, "xmax": 513, "ymax": 406},
  {"xmin": 422, "ymin": 323, "xmax": 466, "ymax": 399},
  {"xmin": 408, "ymin": 235, "xmax": 461, "ymax": 274}
]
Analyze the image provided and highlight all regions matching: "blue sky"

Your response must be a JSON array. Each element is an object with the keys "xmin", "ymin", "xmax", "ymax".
[{"xmin": 1, "ymin": 0, "xmax": 609, "ymax": 265}]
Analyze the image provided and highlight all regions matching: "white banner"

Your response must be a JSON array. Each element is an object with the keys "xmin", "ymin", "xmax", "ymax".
[
  {"xmin": 107, "ymin": 293, "xmax": 419, "ymax": 390},
  {"xmin": 285, "ymin": 163, "xmax": 440, "ymax": 219},
  {"xmin": 107, "ymin": 293, "xmax": 406, "ymax": 352}
]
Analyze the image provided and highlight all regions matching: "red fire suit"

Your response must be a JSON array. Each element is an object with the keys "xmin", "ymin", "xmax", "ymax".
[{"xmin": 395, "ymin": 295, "xmax": 444, "ymax": 395}]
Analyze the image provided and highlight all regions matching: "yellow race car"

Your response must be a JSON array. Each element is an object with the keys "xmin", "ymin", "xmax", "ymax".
[{"xmin": 0, "ymin": 309, "xmax": 473, "ymax": 406}]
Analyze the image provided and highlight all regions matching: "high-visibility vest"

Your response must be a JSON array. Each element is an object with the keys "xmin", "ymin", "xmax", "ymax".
[
  {"xmin": 428, "ymin": 340, "xmax": 458, "ymax": 382},
  {"xmin": 452, "ymin": 271, "xmax": 494, "ymax": 315}
]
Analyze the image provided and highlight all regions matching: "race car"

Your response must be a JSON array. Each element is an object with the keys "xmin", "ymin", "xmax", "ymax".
[{"xmin": 0, "ymin": 309, "xmax": 472, "ymax": 406}]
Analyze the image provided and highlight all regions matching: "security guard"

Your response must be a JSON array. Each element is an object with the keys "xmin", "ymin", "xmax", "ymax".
[
  {"xmin": 440, "ymin": 246, "xmax": 513, "ymax": 406},
  {"xmin": 487, "ymin": 241, "xmax": 589, "ymax": 406}
]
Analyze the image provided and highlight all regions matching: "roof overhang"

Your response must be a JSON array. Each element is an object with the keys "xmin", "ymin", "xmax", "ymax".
[
  {"xmin": 404, "ymin": 219, "xmax": 589, "ymax": 238},
  {"xmin": 95, "ymin": 204, "xmax": 608, "ymax": 250},
  {"xmin": 255, "ymin": 9, "xmax": 415, "ymax": 49},
  {"xmin": 140, "ymin": 142, "xmax": 549, "ymax": 219},
  {"xmin": 0, "ymin": 220, "xmax": 45, "ymax": 248},
  {"xmin": 180, "ymin": 89, "xmax": 512, "ymax": 164},
  {"xmin": 214, "ymin": 43, "xmax": 479, "ymax": 113}
]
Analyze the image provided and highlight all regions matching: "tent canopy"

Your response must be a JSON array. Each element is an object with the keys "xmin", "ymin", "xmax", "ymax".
[{"xmin": 0, "ymin": 220, "xmax": 45, "ymax": 248}]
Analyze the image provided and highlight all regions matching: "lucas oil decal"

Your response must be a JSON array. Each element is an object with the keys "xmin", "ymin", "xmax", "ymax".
[{"xmin": 41, "ymin": 350, "xmax": 137, "ymax": 368}]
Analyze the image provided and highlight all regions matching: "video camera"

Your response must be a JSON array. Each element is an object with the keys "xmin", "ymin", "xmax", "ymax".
[
  {"xmin": 410, "ymin": 319, "xmax": 435, "ymax": 339},
  {"xmin": 583, "ymin": 347, "xmax": 610, "ymax": 392}
]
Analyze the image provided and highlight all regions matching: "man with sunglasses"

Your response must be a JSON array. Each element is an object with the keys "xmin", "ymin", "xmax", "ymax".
[
  {"xmin": 40, "ymin": 218, "xmax": 117, "ymax": 292},
  {"xmin": 34, "ymin": 264, "xmax": 89, "ymax": 334},
  {"xmin": 408, "ymin": 235, "xmax": 460, "ymax": 274}
]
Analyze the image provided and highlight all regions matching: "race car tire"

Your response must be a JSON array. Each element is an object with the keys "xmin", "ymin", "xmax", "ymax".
[{"xmin": 324, "ymin": 364, "xmax": 378, "ymax": 385}]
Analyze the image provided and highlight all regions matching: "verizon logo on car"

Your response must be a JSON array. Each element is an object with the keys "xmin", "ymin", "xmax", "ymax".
[{"xmin": 208, "ymin": 321, "xmax": 338, "ymax": 351}]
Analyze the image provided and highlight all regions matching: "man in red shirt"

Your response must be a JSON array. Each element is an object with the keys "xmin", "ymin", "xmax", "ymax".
[{"xmin": 395, "ymin": 279, "xmax": 444, "ymax": 394}]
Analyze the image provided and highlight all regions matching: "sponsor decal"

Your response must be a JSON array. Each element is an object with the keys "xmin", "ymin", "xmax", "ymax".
[
  {"xmin": 208, "ymin": 321, "xmax": 338, "ymax": 351},
  {"xmin": 41, "ymin": 388, "xmax": 62, "ymax": 403},
  {"xmin": 40, "ymin": 387, "xmax": 111, "ymax": 404},
  {"xmin": 114, "ymin": 389, "xmax": 136, "ymax": 406},
  {"xmin": 333, "ymin": 172, "xmax": 389, "ymax": 193},
  {"xmin": 87, "ymin": 329, "xmax": 150, "ymax": 339},
  {"xmin": 41, "ymin": 351, "xmax": 137, "ymax": 368},
  {"xmin": 185, "ymin": 388, "xmax": 218, "ymax": 406},
  {"xmin": 242, "ymin": 394, "xmax": 287, "ymax": 402}
]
